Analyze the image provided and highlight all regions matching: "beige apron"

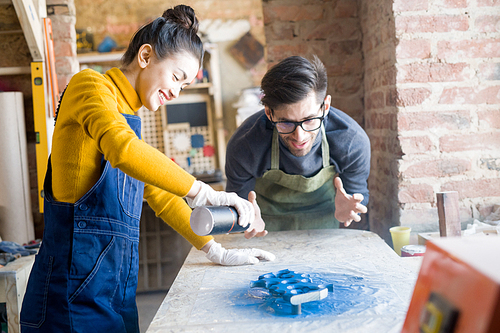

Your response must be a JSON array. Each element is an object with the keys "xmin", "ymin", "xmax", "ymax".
[{"xmin": 254, "ymin": 125, "xmax": 339, "ymax": 231}]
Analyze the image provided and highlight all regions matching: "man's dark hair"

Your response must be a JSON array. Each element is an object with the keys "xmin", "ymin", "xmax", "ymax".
[{"xmin": 260, "ymin": 55, "xmax": 327, "ymax": 111}]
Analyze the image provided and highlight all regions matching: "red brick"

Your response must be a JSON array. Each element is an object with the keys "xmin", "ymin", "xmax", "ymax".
[
  {"xmin": 404, "ymin": 159, "xmax": 471, "ymax": 178},
  {"xmin": 395, "ymin": 15, "xmax": 469, "ymax": 33},
  {"xmin": 266, "ymin": 22, "xmax": 296, "ymax": 41},
  {"xmin": 327, "ymin": 58, "xmax": 363, "ymax": 76},
  {"xmin": 53, "ymin": 40, "xmax": 76, "ymax": 58},
  {"xmin": 365, "ymin": 67, "xmax": 397, "ymax": 91},
  {"xmin": 397, "ymin": 63, "xmax": 469, "ymax": 83},
  {"xmin": 331, "ymin": 95, "xmax": 364, "ymax": 117},
  {"xmin": 439, "ymin": 86, "xmax": 500, "ymax": 104},
  {"xmin": 441, "ymin": 178, "xmax": 500, "ymax": 199},
  {"xmin": 478, "ymin": 110, "xmax": 500, "ymax": 128},
  {"xmin": 332, "ymin": 0, "xmax": 358, "ymax": 18},
  {"xmin": 440, "ymin": 132, "xmax": 500, "ymax": 152},
  {"xmin": 393, "ymin": 87, "xmax": 432, "ymax": 106},
  {"xmin": 306, "ymin": 19, "xmax": 360, "ymax": 41},
  {"xmin": 434, "ymin": 0, "xmax": 468, "ymax": 8},
  {"xmin": 396, "ymin": 39, "xmax": 431, "ymax": 59},
  {"xmin": 478, "ymin": 63, "xmax": 500, "ymax": 80},
  {"xmin": 365, "ymin": 45, "xmax": 396, "ymax": 73},
  {"xmin": 393, "ymin": 0, "xmax": 429, "ymax": 12},
  {"xmin": 438, "ymin": 40, "xmax": 500, "ymax": 59},
  {"xmin": 477, "ymin": 0, "xmax": 500, "ymax": 7},
  {"xmin": 399, "ymin": 136, "xmax": 435, "ymax": 155},
  {"xmin": 329, "ymin": 40, "xmax": 362, "ymax": 58},
  {"xmin": 268, "ymin": 41, "xmax": 328, "ymax": 61},
  {"xmin": 50, "ymin": 16, "xmax": 76, "ymax": 40},
  {"xmin": 475, "ymin": 15, "xmax": 500, "ymax": 33},
  {"xmin": 366, "ymin": 112, "xmax": 397, "ymax": 131},
  {"xmin": 266, "ymin": 44, "xmax": 307, "ymax": 62},
  {"xmin": 57, "ymin": 74, "xmax": 73, "ymax": 92},
  {"xmin": 55, "ymin": 56, "xmax": 78, "ymax": 76},
  {"xmin": 398, "ymin": 183, "xmax": 435, "ymax": 203},
  {"xmin": 329, "ymin": 76, "xmax": 362, "ymax": 94},
  {"xmin": 398, "ymin": 111, "xmax": 471, "ymax": 131},
  {"xmin": 263, "ymin": 5, "xmax": 324, "ymax": 24},
  {"xmin": 370, "ymin": 135, "xmax": 402, "ymax": 154},
  {"xmin": 366, "ymin": 91, "xmax": 385, "ymax": 110}
]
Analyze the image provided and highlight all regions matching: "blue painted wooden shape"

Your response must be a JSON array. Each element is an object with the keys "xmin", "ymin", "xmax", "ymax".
[{"xmin": 250, "ymin": 269, "xmax": 333, "ymax": 315}]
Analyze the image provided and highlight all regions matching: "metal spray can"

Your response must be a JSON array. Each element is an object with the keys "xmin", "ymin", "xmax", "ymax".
[{"xmin": 190, "ymin": 206, "xmax": 249, "ymax": 236}]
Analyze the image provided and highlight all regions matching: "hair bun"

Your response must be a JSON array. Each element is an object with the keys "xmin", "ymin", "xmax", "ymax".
[{"xmin": 162, "ymin": 5, "xmax": 199, "ymax": 33}]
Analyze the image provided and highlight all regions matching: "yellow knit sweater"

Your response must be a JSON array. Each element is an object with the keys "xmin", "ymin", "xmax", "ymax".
[{"xmin": 50, "ymin": 67, "xmax": 212, "ymax": 249}]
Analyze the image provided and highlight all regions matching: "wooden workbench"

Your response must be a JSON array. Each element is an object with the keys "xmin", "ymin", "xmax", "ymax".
[
  {"xmin": 146, "ymin": 229, "xmax": 422, "ymax": 333},
  {"xmin": 0, "ymin": 254, "xmax": 35, "ymax": 333}
]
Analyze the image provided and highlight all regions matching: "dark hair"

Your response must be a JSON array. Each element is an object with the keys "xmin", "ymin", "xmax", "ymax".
[
  {"xmin": 260, "ymin": 55, "xmax": 327, "ymax": 111},
  {"xmin": 122, "ymin": 5, "xmax": 203, "ymax": 67}
]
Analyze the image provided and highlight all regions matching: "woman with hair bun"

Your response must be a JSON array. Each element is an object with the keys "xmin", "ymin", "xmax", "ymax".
[{"xmin": 20, "ymin": 5, "xmax": 272, "ymax": 332}]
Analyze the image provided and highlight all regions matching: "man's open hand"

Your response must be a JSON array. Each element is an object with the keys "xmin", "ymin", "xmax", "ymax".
[
  {"xmin": 244, "ymin": 191, "xmax": 268, "ymax": 239},
  {"xmin": 334, "ymin": 177, "xmax": 367, "ymax": 227}
]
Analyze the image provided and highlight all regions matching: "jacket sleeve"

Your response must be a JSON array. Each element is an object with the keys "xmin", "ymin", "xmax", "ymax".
[{"xmin": 71, "ymin": 71, "xmax": 195, "ymax": 197}]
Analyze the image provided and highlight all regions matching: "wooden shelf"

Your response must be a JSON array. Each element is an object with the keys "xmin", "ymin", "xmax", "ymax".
[{"xmin": 77, "ymin": 51, "xmax": 125, "ymax": 63}]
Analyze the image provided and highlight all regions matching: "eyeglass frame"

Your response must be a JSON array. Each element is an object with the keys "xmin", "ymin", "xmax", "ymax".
[{"xmin": 270, "ymin": 102, "xmax": 326, "ymax": 134}]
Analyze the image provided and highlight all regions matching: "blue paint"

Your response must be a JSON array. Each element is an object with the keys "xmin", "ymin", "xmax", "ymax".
[
  {"xmin": 238, "ymin": 271, "xmax": 382, "ymax": 318},
  {"xmin": 250, "ymin": 269, "xmax": 330, "ymax": 314}
]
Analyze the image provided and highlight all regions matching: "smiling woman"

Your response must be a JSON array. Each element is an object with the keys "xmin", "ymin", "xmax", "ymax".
[
  {"xmin": 121, "ymin": 6, "xmax": 204, "ymax": 112},
  {"xmin": 19, "ymin": 4, "xmax": 270, "ymax": 333}
]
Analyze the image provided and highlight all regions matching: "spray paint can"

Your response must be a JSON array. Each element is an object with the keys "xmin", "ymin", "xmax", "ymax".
[{"xmin": 190, "ymin": 206, "xmax": 249, "ymax": 236}]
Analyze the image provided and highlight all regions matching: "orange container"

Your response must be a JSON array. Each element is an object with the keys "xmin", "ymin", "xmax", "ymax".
[{"xmin": 402, "ymin": 237, "xmax": 500, "ymax": 333}]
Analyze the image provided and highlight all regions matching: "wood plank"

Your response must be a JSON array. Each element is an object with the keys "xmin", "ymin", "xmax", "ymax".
[
  {"xmin": 0, "ymin": 67, "xmax": 31, "ymax": 75},
  {"xmin": 12, "ymin": 0, "xmax": 44, "ymax": 61},
  {"xmin": 436, "ymin": 191, "xmax": 461, "ymax": 237}
]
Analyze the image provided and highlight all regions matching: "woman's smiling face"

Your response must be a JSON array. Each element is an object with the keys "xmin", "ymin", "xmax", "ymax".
[{"xmin": 136, "ymin": 48, "xmax": 199, "ymax": 111}]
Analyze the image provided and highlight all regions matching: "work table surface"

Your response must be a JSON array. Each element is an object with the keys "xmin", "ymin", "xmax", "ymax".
[{"xmin": 146, "ymin": 229, "xmax": 422, "ymax": 333}]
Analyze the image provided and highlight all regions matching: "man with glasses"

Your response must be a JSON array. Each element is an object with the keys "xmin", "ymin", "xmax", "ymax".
[{"xmin": 225, "ymin": 56, "xmax": 370, "ymax": 231}]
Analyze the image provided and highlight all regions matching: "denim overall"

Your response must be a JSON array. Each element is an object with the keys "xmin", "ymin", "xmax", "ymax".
[
  {"xmin": 21, "ymin": 114, "xmax": 144, "ymax": 333},
  {"xmin": 254, "ymin": 124, "xmax": 339, "ymax": 231}
]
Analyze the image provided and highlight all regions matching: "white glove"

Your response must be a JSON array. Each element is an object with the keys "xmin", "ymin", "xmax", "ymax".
[
  {"xmin": 205, "ymin": 241, "xmax": 276, "ymax": 266},
  {"xmin": 186, "ymin": 181, "xmax": 255, "ymax": 227}
]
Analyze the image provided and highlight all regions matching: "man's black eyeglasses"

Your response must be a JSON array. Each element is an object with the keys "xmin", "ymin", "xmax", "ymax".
[{"xmin": 270, "ymin": 102, "xmax": 325, "ymax": 134}]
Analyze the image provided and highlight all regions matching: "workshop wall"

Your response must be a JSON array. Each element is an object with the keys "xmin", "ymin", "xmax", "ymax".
[
  {"xmin": 262, "ymin": 0, "xmax": 365, "ymax": 125},
  {"xmin": 2, "ymin": 0, "xmax": 499, "ymax": 243},
  {"xmin": 263, "ymin": 0, "xmax": 500, "ymax": 242},
  {"xmin": 73, "ymin": 0, "xmax": 267, "ymax": 138},
  {"xmin": 47, "ymin": 0, "xmax": 79, "ymax": 92},
  {"xmin": 359, "ymin": 0, "xmax": 400, "ymax": 239},
  {"xmin": 392, "ymin": 0, "xmax": 500, "ymax": 235}
]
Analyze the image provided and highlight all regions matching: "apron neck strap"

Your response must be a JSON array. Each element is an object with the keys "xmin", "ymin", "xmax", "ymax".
[
  {"xmin": 271, "ymin": 123, "xmax": 330, "ymax": 170},
  {"xmin": 320, "ymin": 124, "xmax": 330, "ymax": 168}
]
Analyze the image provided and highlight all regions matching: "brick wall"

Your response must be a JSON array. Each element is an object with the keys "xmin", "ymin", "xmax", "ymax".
[
  {"xmin": 262, "ymin": 0, "xmax": 365, "ymax": 124},
  {"xmin": 47, "ymin": 0, "xmax": 79, "ymax": 91},
  {"xmin": 358, "ymin": 0, "xmax": 400, "ymax": 240},
  {"xmin": 73, "ymin": 0, "xmax": 266, "ymax": 138},
  {"xmin": 263, "ymin": 0, "xmax": 500, "ymax": 242},
  {"xmin": 74, "ymin": 0, "xmax": 265, "ymax": 49},
  {"xmin": 394, "ymin": 0, "xmax": 500, "ymax": 235}
]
